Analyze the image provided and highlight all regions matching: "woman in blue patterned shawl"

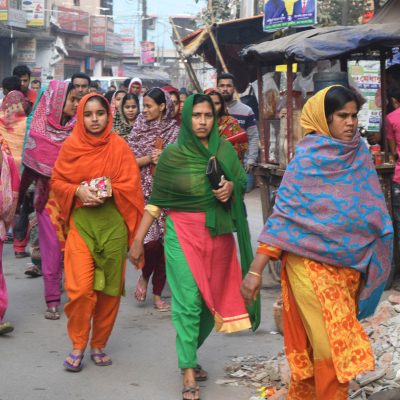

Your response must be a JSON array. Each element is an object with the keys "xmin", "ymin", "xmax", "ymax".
[{"xmin": 241, "ymin": 85, "xmax": 393, "ymax": 399}]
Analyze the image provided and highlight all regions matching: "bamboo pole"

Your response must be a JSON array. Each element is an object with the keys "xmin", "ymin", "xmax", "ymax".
[
  {"xmin": 206, "ymin": 25, "xmax": 229, "ymax": 73},
  {"xmin": 169, "ymin": 17, "xmax": 202, "ymax": 92},
  {"xmin": 287, "ymin": 61, "xmax": 294, "ymax": 162}
]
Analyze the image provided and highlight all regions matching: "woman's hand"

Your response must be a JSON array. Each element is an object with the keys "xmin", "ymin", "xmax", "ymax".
[
  {"xmin": 76, "ymin": 186, "xmax": 105, "ymax": 207},
  {"xmin": 241, "ymin": 273, "xmax": 262, "ymax": 306},
  {"xmin": 128, "ymin": 239, "xmax": 145, "ymax": 270},
  {"xmin": 151, "ymin": 149, "xmax": 162, "ymax": 165},
  {"xmin": 240, "ymin": 253, "xmax": 270, "ymax": 306},
  {"xmin": 212, "ymin": 178, "xmax": 233, "ymax": 203}
]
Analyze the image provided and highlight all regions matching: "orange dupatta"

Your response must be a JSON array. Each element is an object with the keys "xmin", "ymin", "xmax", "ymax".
[{"xmin": 51, "ymin": 93, "xmax": 144, "ymax": 245}]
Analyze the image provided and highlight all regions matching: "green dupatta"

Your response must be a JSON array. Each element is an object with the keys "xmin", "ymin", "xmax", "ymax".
[{"xmin": 149, "ymin": 94, "xmax": 260, "ymax": 330}]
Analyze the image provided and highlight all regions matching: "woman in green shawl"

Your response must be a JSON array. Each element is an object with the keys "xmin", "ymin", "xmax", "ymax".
[{"xmin": 129, "ymin": 94, "xmax": 260, "ymax": 400}]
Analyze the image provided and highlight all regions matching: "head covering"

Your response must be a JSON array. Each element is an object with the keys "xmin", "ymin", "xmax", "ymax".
[
  {"xmin": 110, "ymin": 89, "xmax": 126, "ymax": 117},
  {"xmin": 113, "ymin": 95, "xmax": 138, "ymax": 141},
  {"xmin": 259, "ymin": 87, "xmax": 393, "ymax": 319},
  {"xmin": 0, "ymin": 91, "xmax": 28, "ymax": 170},
  {"xmin": 162, "ymin": 85, "xmax": 181, "ymax": 123},
  {"xmin": 300, "ymin": 85, "xmax": 336, "ymax": 136},
  {"xmin": 0, "ymin": 149, "xmax": 20, "ymax": 240},
  {"xmin": 23, "ymin": 80, "xmax": 77, "ymax": 177},
  {"xmin": 128, "ymin": 88, "xmax": 179, "ymax": 199},
  {"xmin": 51, "ymin": 93, "xmax": 144, "ymax": 244},
  {"xmin": 148, "ymin": 93, "xmax": 260, "ymax": 330},
  {"xmin": 1, "ymin": 90, "xmax": 29, "ymax": 117},
  {"xmin": 128, "ymin": 77, "xmax": 142, "ymax": 93}
]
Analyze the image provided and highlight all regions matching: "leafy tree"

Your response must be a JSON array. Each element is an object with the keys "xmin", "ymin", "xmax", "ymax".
[{"xmin": 195, "ymin": 0, "xmax": 241, "ymax": 24}]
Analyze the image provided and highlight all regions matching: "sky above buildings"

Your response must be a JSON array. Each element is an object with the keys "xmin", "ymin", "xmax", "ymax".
[{"xmin": 114, "ymin": 0, "xmax": 206, "ymax": 50}]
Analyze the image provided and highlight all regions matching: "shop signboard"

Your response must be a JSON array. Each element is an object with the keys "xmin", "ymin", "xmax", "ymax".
[
  {"xmin": 8, "ymin": 7, "xmax": 26, "ymax": 28},
  {"xmin": 263, "ymin": 0, "xmax": 317, "ymax": 32},
  {"xmin": 90, "ymin": 15, "xmax": 107, "ymax": 51},
  {"xmin": 348, "ymin": 60, "xmax": 381, "ymax": 132},
  {"xmin": 119, "ymin": 27, "xmax": 135, "ymax": 56},
  {"xmin": 22, "ymin": 0, "xmax": 45, "ymax": 27},
  {"xmin": 57, "ymin": 6, "xmax": 89, "ymax": 35},
  {"xmin": 106, "ymin": 31, "xmax": 123, "ymax": 54},
  {"xmin": 16, "ymin": 38, "xmax": 36, "ymax": 63},
  {"xmin": 140, "ymin": 41, "xmax": 155, "ymax": 65}
]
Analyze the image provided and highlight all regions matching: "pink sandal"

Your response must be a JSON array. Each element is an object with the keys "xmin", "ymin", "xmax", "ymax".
[
  {"xmin": 134, "ymin": 277, "xmax": 147, "ymax": 302},
  {"xmin": 154, "ymin": 299, "xmax": 171, "ymax": 312}
]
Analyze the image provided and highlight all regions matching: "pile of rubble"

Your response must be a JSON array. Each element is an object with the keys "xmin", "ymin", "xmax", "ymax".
[{"xmin": 218, "ymin": 295, "xmax": 400, "ymax": 400}]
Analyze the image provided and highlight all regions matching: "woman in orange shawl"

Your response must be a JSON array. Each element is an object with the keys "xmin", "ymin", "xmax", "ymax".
[{"xmin": 51, "ymin": 93, "xmax": 144, "ymax": 372}]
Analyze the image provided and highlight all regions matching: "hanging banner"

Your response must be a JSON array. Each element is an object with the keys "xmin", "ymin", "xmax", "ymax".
[
  {"xmin": 263, "ymin": 0, "xmax": 317, "ymax": 32},
  {"xmin": 22, "ymin": 0, "xmax": 45, "ymax": 27},
  {"xmin": 140, "ymin": 41, "xmax": 155, "ymax": 65}
]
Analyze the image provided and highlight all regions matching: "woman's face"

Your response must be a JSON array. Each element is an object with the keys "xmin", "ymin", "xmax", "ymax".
[
  {"xmin": 123, "ymin": 99, "xmax": 139, "ymax": 123},
  {"xmin": 328, "ymin": 101, "xmax": 358, "ymax": 141},
  {"xmin": 210, "ymin": 94, "xmax": 222, "ymax": 115},
  {"xmin": 63, "ymin": 88, "xmax": 79, "ymax": 118},
  {"xmin": 179, "ymin": 94, "xmax": 187, "ymax": 114},
  {"xmin": 170, "ymin": 93, "xmax": 180, "ymax": 118},
  {"xmin": 143, "ymin": 96, "xmax": 165, "ymax": 122},
  {"xmin": 83, "ymin": 99, "xmax": 109, "ymax": 136},
  {"xmin": 192, "ymin": 101, "xmax": 214, "ymax": 145},
  {"xmin": 115, "ymin": 92, "xmax": 125, "ymax": 110}
]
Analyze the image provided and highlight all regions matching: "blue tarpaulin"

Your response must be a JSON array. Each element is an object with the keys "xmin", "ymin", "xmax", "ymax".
[{"xmin": 242, "ymin": 23, "xmax": 400, "ymax": 65}]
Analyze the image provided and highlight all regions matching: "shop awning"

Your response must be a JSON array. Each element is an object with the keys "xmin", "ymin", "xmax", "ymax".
[
  {"xmin": 242, "ymin": 23, "xmax": 400, "ymax": 66},
  {"xmin": 181, "ymin": 15, "xmax": 272, "ymax": 91}
]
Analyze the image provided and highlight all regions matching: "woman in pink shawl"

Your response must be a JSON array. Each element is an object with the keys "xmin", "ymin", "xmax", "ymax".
[
  {"xmin": 20, "ymin": 80, "xmax": 79, "ymax": 320},
  {"xmin": 0, "ymin": 90, "xmax": 30, "ymax": 258},
  {"xmin": 128, "ymin": 87, "xmax": 179, "ymax": 311},
  {"xmin": 0, "ymin": 140, "xmax": 20, "ymax": 335}
]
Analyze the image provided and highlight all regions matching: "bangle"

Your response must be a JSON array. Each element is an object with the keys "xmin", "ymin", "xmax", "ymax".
[{"xmin": 248, "ymin": 271, "xmax": 261, "ymax": 278}]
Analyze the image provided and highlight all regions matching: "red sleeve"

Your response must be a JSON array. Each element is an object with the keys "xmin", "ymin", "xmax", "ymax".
[{"xmin": 386, "ymin": 115, "xmax": 395, "ymax": 141}]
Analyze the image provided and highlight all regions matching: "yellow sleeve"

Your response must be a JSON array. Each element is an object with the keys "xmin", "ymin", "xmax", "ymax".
[
  {"xmin": 145, "ymin": 204, "xmax": 161, "ymax": 219},
  {"xmin": 256, "ymin": 243, "xmax": 282, "ymax": 260}
]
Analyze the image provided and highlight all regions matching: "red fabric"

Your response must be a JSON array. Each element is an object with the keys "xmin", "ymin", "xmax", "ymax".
[
  {"xmin": 51, "ymin": 93, "xmax": 144, "ymax": 245},
  {"xmin": 26, "ymin": 89, "xmax": 37, "ymax": 106},
  {"xmin": 170, "ymin": 211, "xmax": 250, "ymax": 331}
]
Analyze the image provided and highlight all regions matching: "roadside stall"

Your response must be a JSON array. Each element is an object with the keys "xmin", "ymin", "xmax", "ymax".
[{"xmin": 242, "ymin": 17, "xmax": 400, "ymax": 285}]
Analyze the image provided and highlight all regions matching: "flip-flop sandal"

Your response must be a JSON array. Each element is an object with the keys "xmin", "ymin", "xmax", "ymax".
[
  {"xmin": 153, "ymin": 299, "xmax": 171, "ymax": 312},
  {"xmin": 24, "ymin": 265, "xmax": 42, "ymax": 277},
  {"xmin": 0, "ymin": 322, "xmax": 14, "ymax": 335},
  {"xmin": 134, "ymin": 277, "xmax": 147, "ymax": 302},
  {"xmin": 45, "ymin": 307, "xmax": 60, "ymax": 320},
  {"xmin": 91, "ymin": 352, "xmax": 112, "ymax": 366},
  {"xmin": 63, "ymin": 353, "xmax": 84, "ymax": 372},
  {"xmin": 182, "ymin": 385, "xmax": 200, "ymax": 400},
  {"xmin": 181, "ymin": 364, "xmax": 208, "ymax": 381}
]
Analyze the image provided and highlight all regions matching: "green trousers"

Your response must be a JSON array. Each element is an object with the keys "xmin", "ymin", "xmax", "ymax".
[{"xmin": 164, "ymin": 216, "xmax": 214, "ymax": 369}]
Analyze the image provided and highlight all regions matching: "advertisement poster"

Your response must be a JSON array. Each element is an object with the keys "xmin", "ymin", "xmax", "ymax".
[
  {"xmin": 90, "ymin": 16, "xmax": 107, "ymax": 51},
  {"xmin": 140, "ymin": 41, "xmax": 155, "ymax": 65},
  {"xmin": 348, "ymin": 60, "xmax": 381, "ymax": 132},
  {"xmin": 263, "ymin": 0, "xmax": 317, "ymax": 32},
  {"xmin": 0, "ymin": 0, "xmax": 8, "ymax": 21},
  {"xmin": 22, "ymin": 0, "xmax": 45, "ymax": 27}
]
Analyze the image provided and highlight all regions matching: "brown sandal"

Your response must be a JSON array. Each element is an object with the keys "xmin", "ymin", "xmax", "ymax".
[
  {"xmin": 181, "ymin": 364, "xmax": 208, "ymax": 381},
  {"xmin": 182, "ymin": 385, "xmax": 200, "ymax": 400}
]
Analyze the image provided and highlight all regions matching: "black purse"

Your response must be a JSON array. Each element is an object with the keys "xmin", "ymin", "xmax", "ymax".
[
  {"xmin": 206, "ymin": 156, "xmax": 225, "ymax": 190},
  {"xmin": 206, "ymin": 156, "xmax": 230, "ymax": 209}
]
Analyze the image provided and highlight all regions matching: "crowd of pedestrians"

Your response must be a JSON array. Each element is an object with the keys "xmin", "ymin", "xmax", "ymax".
[{"xmin": 0, "ymin": 64, "xmax": 395, "ymax": 400}]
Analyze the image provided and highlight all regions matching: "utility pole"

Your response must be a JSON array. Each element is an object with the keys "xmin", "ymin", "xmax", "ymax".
[
  {"xmin": 341, "ymin": 0, "xmax": 349, "ymax": 25},
  {"xmin": 142, "ymin": 0, "xmax": 147, "ymax": 41}
]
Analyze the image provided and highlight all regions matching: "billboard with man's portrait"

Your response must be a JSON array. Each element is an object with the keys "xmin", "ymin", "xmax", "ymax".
[{"xmin": 263, "ymin": 0, "xmax": 317, "ymax": 32}]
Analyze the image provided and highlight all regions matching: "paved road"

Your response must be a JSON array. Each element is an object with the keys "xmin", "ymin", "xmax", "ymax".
[{"xmin": 0, "ymin": 189, "xmax": 283, "ymax": 400}]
